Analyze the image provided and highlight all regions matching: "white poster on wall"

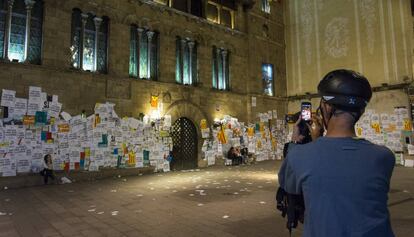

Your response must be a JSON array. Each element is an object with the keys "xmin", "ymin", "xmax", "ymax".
[{"xmin": 1, "ymin": 89, "xmax": 16, "ymax": 107}]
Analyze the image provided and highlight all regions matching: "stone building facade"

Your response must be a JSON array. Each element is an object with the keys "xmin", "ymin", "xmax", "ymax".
[{"xmin": 0, "ymin": 0, "xmax": 287, "ymax": 167}]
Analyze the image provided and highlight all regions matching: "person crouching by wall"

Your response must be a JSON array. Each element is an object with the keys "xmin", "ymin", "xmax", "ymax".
[
  {"xmin": 42, "ymin": 154, "xmax": 55, "ymax": 185},
  {"xmin": 228, "ymin": 147, "xmax": 243, "ymax": 165}
]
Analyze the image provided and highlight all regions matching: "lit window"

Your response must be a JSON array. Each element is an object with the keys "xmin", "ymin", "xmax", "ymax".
[
  {"xmin": 70, "ymin": 9, "xmax": 108, "ymax": 73},
  {"xmin": 212, "ymin": 46, "xmax": 230, "ymax": 90},
  {"xmin": 176, "ymin": 37, "xmax": 197, "ymax": 85},
  {"xmin": 261, "ymin": 0, "xmax": 271, "ymax": 14},
  {"xmin": 129, "ymin": 25, "xmax": 159, "ymax": 80},
  {"xmin": 153, "ymin": 0, "xmax": 170, "ymax": 6},
  {"xmin": 206, "ymin": 1, "xmax": 234, "ymax": 29},
  {"xmin": 0, "ymin": 0, "xmax": 43, "ymax": 64},
  {"xmin": 206, "ymin": 2, "xmax": 219, "ymax": 23},
  {"xmin": 262, "ymin": 63, "xmax": 274, "ymax": 96}
]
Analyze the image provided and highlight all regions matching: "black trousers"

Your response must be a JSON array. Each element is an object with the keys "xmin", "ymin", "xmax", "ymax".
[{"xmin": 43, "ymin": 169, "xmax": 55, "ymax": 184}]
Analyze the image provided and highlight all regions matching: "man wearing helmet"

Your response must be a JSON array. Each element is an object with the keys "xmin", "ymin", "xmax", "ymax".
[{"xmin": 278, "ymin": 69, "xmax": 395, "ymax": 237}]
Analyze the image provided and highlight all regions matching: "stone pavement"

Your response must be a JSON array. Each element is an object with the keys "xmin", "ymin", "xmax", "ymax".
[{"xmin": 0, "ymin": 160, "xmax": 413, "ymax": 237}]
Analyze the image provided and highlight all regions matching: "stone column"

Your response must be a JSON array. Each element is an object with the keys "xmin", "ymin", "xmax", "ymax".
[
  {"xmin": 146, "ymin": 31, "xmax": 154, "ymax": 79},
  {"xmin": 93, "ymin": 17, "xmax": 102, "ymax": 71},
  {"xmin": 4, "ymin": 0, "xmax": 14, "ymax": 60},
  {"xmin": 188, "ymin": 40, "xmax": 195, "ymax": 85},
  {"xmin": 80, "ymin": 13, "xmax": 88, "ymax": 69},
  {"xmin": 137, "ymin": 27, "xmax": 143, "ymax": 78},
  {"xmin": 180, "ymin": 38, "xmax": 186, "ymax": 83},
  {"xmin": 23, "ymin": 0, "xmax": 35, "ymax": 62},
  {"xmin": 221, "ymin": 49, "xmax": 228, "ymax": 90}
]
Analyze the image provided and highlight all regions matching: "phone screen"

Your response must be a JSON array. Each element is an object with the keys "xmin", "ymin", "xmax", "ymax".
[{"xmin": 301, "ymin": 103, "xmax": 312, "ymax": 121}]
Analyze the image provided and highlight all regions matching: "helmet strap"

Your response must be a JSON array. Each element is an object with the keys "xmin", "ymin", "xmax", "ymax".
[{"xmin": 320, "ymin": 101, "xmax": 333, "ymax": 130}]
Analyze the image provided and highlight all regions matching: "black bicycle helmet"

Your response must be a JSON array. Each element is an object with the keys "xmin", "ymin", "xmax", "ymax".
[{"xmin": 318, "ymin": 69, "xmax": 372, "ymax": 110}]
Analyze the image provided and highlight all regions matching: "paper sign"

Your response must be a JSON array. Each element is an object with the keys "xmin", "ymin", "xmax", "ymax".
[
  {"xmin": 273, "ymin": 110, "xmax": 278, "ymax": 119},
  {"xmin": 29, "ymin": 86, "xmax": 42, "ymax": 102},
  {"xmin": 128, "ymin": 118, "xmax": 140, "ymax": 130},
  {"xmin": 27, "ymin": 101, "xmax": 41, "ymax": 116},
  {"xmin": 11, "ymin": 98, "xmax": 27, "ymax": 118},
  {"xmin": 163, "ymin": 115, "xmax": 171, "ymax": 129},
  {"xmin": 1, "ymin": 89, "xmax": 16, "ymax": 107},
  {"xmin": 58, "ymin": 123, "xmax": 70, "ymax": 133},
  {"xmin": 49, "ymin": 102, "xmax": 62, "ymax": 118},
  {"xmin": 252, "ymin": 97, "xmax": 256, "ymax": 107},
  {"xmin": 201, "ymin": 128, "xmax": 210, "ymax": 138},
  {"xmin": 61, "ymin": 111, "xmax": 72, "ymax": 121},
  {"xmin": 22, "ymin": 115, "xmax": 35, "ymax": 125}
]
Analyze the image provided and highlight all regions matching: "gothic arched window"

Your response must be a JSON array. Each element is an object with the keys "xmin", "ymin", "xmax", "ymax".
[
  {"xmin": 212, "ymin": 46, "xmax": 230, "ymax": 90},
  {"xmin": 129, "ymin": 25, "xmax": 159, "ymax": 80},
  {"xmin": 0, "ymin": 0, "xmax": 43, "ymax": 64},
  {"xmin": 175, "ymin": 36, "xmax": 197, "ymax": 85},
  {"xmin": 70, "ymin": 9, "xmax": 108, "ymax": 73}
]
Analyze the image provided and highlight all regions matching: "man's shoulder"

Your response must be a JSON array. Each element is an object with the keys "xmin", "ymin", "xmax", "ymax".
[
  {"xmin": 354, "ymin": 138, "xmax": 394, "ymax": 156},
  {"xmin": 286, "ymin": 141, "xmax": 320, "ymax": 164}
]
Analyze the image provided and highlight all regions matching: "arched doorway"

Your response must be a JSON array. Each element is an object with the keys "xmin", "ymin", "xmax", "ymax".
[{"xmin": 170, "ymin": 117, "xmax": 198, "ymax": 170}]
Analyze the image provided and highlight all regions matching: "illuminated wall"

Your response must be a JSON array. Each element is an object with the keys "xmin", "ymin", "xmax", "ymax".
[{"xmin": 285, "ymin": 0, "xmax": 413, "ymax": 95}]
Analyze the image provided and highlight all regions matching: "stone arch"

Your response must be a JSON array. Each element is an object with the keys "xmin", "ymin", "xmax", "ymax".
[
  {"xmin": 164, "ymin": 100, "xmax": 210, "ymax": 167},
  {"xmin": 123, "ymin": 14, "xmax": 139, "ymax": 26},
  {"xmin": 205, "ymin": 38, "xmax": 237, "ymax": 55}
]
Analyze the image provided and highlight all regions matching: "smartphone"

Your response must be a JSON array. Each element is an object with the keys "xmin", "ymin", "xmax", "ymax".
[{"xmin": 301, "ymin": 102, "xmax": 312, "ymax": 122}]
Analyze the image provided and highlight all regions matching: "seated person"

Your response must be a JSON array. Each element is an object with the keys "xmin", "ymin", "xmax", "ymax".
[
  {"xmin": 227, "ymin": 147, "xmax": 243, "ymax": 165},
  {"xmin": 240, "ymin": 147, "xmax": 249, "ymax": 164}
]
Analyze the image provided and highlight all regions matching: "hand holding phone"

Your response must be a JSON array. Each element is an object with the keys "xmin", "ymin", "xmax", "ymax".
[{"xmin": 301, "ymin": 102, "xmax": 312, "ymax": 122}]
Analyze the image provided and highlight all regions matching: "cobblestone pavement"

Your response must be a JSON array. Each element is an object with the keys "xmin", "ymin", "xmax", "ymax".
[{"xmin": 0, "ymin": 160, "xmax": 413, "ymax": 237}]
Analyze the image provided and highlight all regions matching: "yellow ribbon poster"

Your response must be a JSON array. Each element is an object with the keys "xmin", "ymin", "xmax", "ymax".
[
  {"xmin": 371, "ymin": 122, "xmax": 381, "ymax": 134},
  {"xmin": 247, "ymin": 127, "xmax": 254, "ymax": 137},
  {"xmin": 217, "ymin": 126, "xmax": 227, "ymax": 144},
  {"xmin": 200, "ymin": 119, "xmax": 207, "ymax": 129},
  {"xmin": 151, "ymin": 95, "xmax": 158, "ymax": 108},
  {"xmin": 403, "ymin": 119, "xmax": 412, "ymax": 131}
]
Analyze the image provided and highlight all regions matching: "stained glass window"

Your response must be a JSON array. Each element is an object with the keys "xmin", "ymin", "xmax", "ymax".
[
  {"xmin": 262, "ymin": 63, "xmax": 274, "ymax": 96},
  {"xmin": 175, "ymin": 38, "xmax": 181, "ymax": 83},
  {"xmin": 27, "ymin": 0, "xmax": 43, "ymax": 64},
  {"xmin": 0, "ymin": 0, "xmax": 6, "ymax": 59},
  {"xmin": 71, "ymin": 9, "xmax": 108, "ymax": 73},
  {"xmin": 97, "ymin": 17, "xmax": 108, "ymax": 73},
  {"xmin": 139, "ymin": 30, "xmax": 148, "ymax": 79},
  {"xmin": 9, "ymin": 0, "xmax": 26, "ymax": 62},
  {"xmin": 129, "ymin": 26, "xmax": 138, "ymax": 77},
  {"xmin": 175, "ymin": 37, "xmax": 197, "ymax": 85},
  {"xmin": 261, "ymin": 0, "xmax": 271, "ymax": 14},
  {"xmin": 191, "ymin": 44, "xmax": 197, "ymax": 84},
  {"xmin": 83, "ymin": 15, "xmax": 95, "ymax": 71},
  {"xmin": 70, "ymin": 9, "xmax": 81, "ymax": 69},
  {"xmin": 150, "ymin": 32, "xmax": 158, "ymax": 79},
  {"xmin": 212, "ymin": 46, "xmax": 229, "ymax": 90},
  {"xmin": 129, "ymin": 26, "xmax": 159, "ymax": 80},
  {"xmin": 0, "ymin": 0, "xmax": 42, "ymax": 63}
]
